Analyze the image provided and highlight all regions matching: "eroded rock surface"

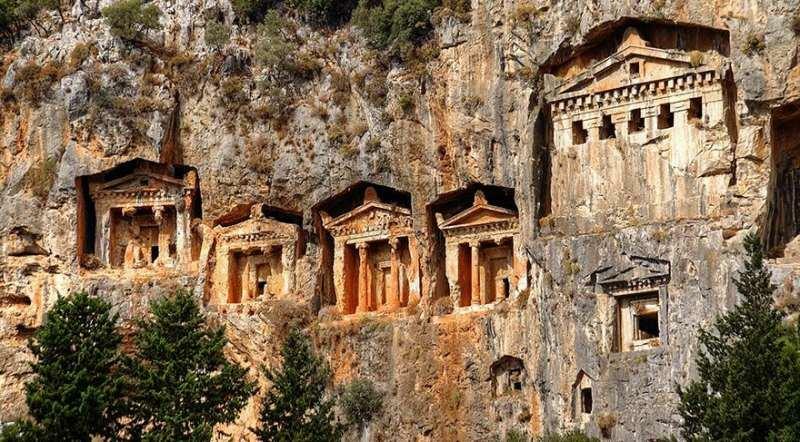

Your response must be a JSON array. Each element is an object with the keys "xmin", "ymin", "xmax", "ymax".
[{"xmin": 2, "ymin": 0, "xmax": 800, "ymax": 440}]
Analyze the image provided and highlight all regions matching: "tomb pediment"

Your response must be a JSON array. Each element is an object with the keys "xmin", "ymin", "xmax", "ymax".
[
  {"xmin": 437, "ymin": 190, "xmax": 518, "ymax": 238},
  {"xmin": 555, "ymin": 46, "xmax": 693, "ymax": 97},
  {"xmin": 323, "ymin": 202, "xmax": 412, "ymax": 238},
  {"xmin": 219, "ymin": 217, "xmax": 299, "ymax": 246},
  {"xmin": 588, "ymin": 255, "xmax": 670, "ymax": 293},
  {"xmin": 94, "ymin": 172, "xmax": 186, "ymax": 196},
  {"xmin": 439, "ymin": 205, "xmax": 517, "ymax": 230}
]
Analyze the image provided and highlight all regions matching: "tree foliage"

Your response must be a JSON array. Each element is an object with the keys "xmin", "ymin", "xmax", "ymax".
[
  {"xmin": 340, "ymin": 378, "xmax": 383, "ymax": 428},
  {"xmin": 677, "ymin": 233, "xmax": 800, "ymax": 440},
  {"xmin": 101, "ymin": 0, "xmax": 161, "ymax": 42},
  {"xmin": 254, "ymin": 328, "xmax": 342, "ymax": 442},
  {"xmin": 352, "ymin": 0, "xmax": 438, "ymax": 53},
  {"xmin": 0, "ymin": 292, "xmax": 124, "ymax": 442},
  {"xmin": 121, "ymin": 290, "xmax": 255, "ymax": 441}
]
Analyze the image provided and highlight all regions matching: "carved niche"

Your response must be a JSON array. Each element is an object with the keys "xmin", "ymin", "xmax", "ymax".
[
  {"xmin": 78, "ymin": 159, "xmax": 201, "ymax": 271},
  {"xmin": 436, "ymin": 190, "xmax": 526, "ymax": 309},
  {"xmin": 321, "ymin": 185, "xmax": 420, "ymax": 315},
  {"xmin": 210, "ymin": 204, "xmax": 301, "ymax": 305},
  {"xmin": 589, "ymin": 255, "xmax": 671, "ymax": 353}
]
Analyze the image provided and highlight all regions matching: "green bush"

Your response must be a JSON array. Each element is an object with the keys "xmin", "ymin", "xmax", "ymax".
[
  {"xmin": 289, "ymin": 0, "xmax": 357, "ymax": 25},
  {"xmin": 536, "ymin": 430, "xmax": 600, "ymax": 442},
  {"xmin": 101, "ymin": 0, "xmax": 161, "ymax": 42},
  {"xmin": 340, "ymin": 378, "xmax": 383, "ymax": 428},
  {"xmin": 742, "ymin": 32, "xmax": 766, "ymax": 55},
  {"xmin": 231, "ymin": 0, "xmax": 276, "ymax": 23},
  {"xmin": 204, "ymin": 18, "xmax": 230, "ymax": 49},
  {"xmin": 254, "ymin": 10, "xmax": 320, "ymax": 85},
  {"xmin": 13, "ymin": 60, "xmax": 61, "ymax": 103},
  {"xmin": 352, "ymin": 0, "xmax": 438, "ymax": 54}
]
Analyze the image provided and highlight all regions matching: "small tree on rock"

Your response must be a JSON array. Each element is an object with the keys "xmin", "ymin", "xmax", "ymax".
[
  {"xmin": 254, "ymin": 328, "xmax": 342, "ymax": 441},
  {"xmin": 0, "ymin": 292, "xmax": 124, "ymax": 442},
  {"xmin": 122, "ymin": 290, "xmax": 255, "ymax": 441},
  {"xmin": 678, "ymin": 233, "xmax": 800, "ymax": 440},
  {"xmin": 340, "ymin": 378, "xmax": 383, "ymax": 430}
]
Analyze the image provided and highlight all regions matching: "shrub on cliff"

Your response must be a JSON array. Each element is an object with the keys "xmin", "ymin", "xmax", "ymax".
[
  {"xmin": 339, "ymin": 378, "xmax": 383, "ymax": 428},
  {"xmin": 352, "ymin": 0, "xmax": 438, "ymax": 55},
  {"xmin": 254, "ymin": 328, "xmax": 343, "ymax": 441},
  {"xmin": 288, "ymin": 0, "xmax": 357, "ymax": 26},
  {"xmin": 121, "ymin": 290, "xmax": 256, "ymax": 441},
  {"xmin": 101, "ymin": 0, "xmax": 161, "ymax": 42},
  {"xmin": 677, "ymin": 233, "xmax": 800, "ymax": 440},
  {"xmin": 0, "ymin": 292, "xmax": 125, "ymax": 442}
]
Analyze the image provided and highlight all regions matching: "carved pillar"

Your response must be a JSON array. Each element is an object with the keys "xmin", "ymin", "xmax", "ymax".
[
  {"xmin": 333, "ymin": 238, "xmax": 347, "ymax": 313},
  {"xmin": 281, "ymin": 241, "xmax": 295, "ymax": 296},
  {"xmin": 153, "ymin": 205, "xmax": 168, "ymax": 265},
  {"xmin": 243, "ymin": 255, "xmax": 254, "ymax": 300},
  {"xmin": 387, "ymin": 238, "xmax": 401, "ymax": 310},
  {"xmin": 642, "ymin": 106, "xmax": 659, "ymax": 137},
  {"xmin": 470, "ymin": 241, "xmax": 480, "ymax": 306},
  {"xmin": 583, "ymin": 115, "xmax": 602, "ymax": 143},
  {"xmin": 96, "ymin": 205, "xmax": 112, "ymax": 266},
  {"xmin": 611, "ymin": 112, "xmax": 630, "ymax": 138},
  {"xmin": 357, "ymin": 242, "xmax": 370, "ymax": 313}
]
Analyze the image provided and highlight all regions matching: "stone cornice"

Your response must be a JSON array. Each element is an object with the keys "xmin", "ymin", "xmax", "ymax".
[
  {"xmin": 549, "ymin": 68, "xmax": 719, "ymax": 117},
  {"xmin": 441, "ymin": 219, "xmax": 519, "ymax": 239},
  {"xmin": 328, "ymin": 216, "xmax": 413, "ymax": 238}
]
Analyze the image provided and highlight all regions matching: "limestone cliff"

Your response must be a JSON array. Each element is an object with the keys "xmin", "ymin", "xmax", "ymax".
[{"xmin": 1, "ymin": 0, "xmax": 800, "ymax": 440}]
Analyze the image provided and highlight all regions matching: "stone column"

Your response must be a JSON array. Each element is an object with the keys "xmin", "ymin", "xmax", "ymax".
[
  {"xmin": 387, "ymin": 238, "xmax": 401, "ymax": 310},
  {"xmin": 470, "ymin": 241, "xmax": 480, "ymax": 306},
  {"xmin": 357, "ymin": 242, "xmax": 370, "ymax": 313},
  {"xmin": 333, "ymin": 239, "xmax": 346, "ymax": 312},
  {"xmin": 281, "ymin": 241, "xmax": 295, "ymax": 296},
  {"xmin": 583, "ymin": 115, "xmax": 602, "ymax": 143},
  {"xmin": 642, "ymin": 106, "xmax": 659, "ymax": 137},
  {"xmin": 153, "ymin": 205, "xmax": 167, "ymax": 265},
  {"xmin": 611, "ymin": 112, "xmax": 630, "ymax": 138},
  {"xmin": 96, "ymin": 206, "xmax": 112, "ymax": 266}
]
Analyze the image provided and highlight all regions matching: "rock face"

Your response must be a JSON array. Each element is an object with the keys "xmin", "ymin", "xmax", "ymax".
[{"xmin": 1, "ymin": 0, "xmax": 800, "ymax": 440}]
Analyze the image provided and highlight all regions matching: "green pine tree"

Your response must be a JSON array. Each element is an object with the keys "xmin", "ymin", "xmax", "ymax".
[
  {"xmin": 678, "ymin": 233, "xmax": 800, "ymax": 440},
  {"xmin": 0, "ymin": 292, "xmax": 124, "ymax": 442},
  {"xmin": 254, "ymin": 328, "xmax": 343, "ymax": 442},
  {"xmin": 122, "ymin": 290, "xmax": 255, "ymax": 441}
]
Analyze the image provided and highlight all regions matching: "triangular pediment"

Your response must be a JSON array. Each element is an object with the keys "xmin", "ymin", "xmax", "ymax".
[
  {"xmin": 588, "ymin": 255, "xmax": 670, "ymax": 292},
  {"xmin": 440, "ymin": 204, "xmax": 517, "ymax": 229},
  {"xmin": 98, "ymin": 172, "xmax": 184, "ymax": 192},
  {"xmin": 222, "ymin": 217, "xmax": 298, "ymax": 237},
  {"xmin": 325, "ymin": 202, "xmax": 411, "ymax": 229},
  {"xmin": 556, "ymin": 45, "xmax": 692, "ymax": 97}
]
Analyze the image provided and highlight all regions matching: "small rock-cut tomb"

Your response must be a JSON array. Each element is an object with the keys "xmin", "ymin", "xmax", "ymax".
[
  {"xmin": 79, "ymin": 159, "xmax": 201, "ymax": 270},
  {"xmin": 436, "ymin": 190, "xmax": 525, "ymax": 308},
  {"xmin": 590, "ymin": 255, "xmax": 670, "ymax": 352},
  {"xmin": 321, "ymin": 186, "xmax": 419, "ymax": 315},
  {"xmin": 211, "ymin": 204, "xmax": 300, "ymax": 305}
]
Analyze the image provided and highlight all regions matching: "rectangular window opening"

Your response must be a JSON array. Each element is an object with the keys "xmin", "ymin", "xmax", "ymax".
[
  {"xmin": 600, "ymin": 114, "xmax": 616, "ymax": 140},
  {"xmin": 689, "ymin": 97, "xmax": 703, "ymax": 121},
  {"xmin": 657, "ymin": 103, "xmax": 674, "ymax": 129},
  {"xmin": 635, "ymin": 310, "xmax": 660, "ymax": 340},
  {"xmin": 150, "ymin": 246, "xmax": 159, "ymax": 262},
  {"xmin": 630, "ymin": 62, "xmax": 640, "ymax": 78},
  {"xmin": 572, "ymin": 120, "xmax": 588, "ymax": 145},
  {"xmin": 580, "ymin": 387, "xmax": 593, "ymax": 414},
  {"xmin": 629, "ymin": 109, "xmax": 645, "ymax": 133}
]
